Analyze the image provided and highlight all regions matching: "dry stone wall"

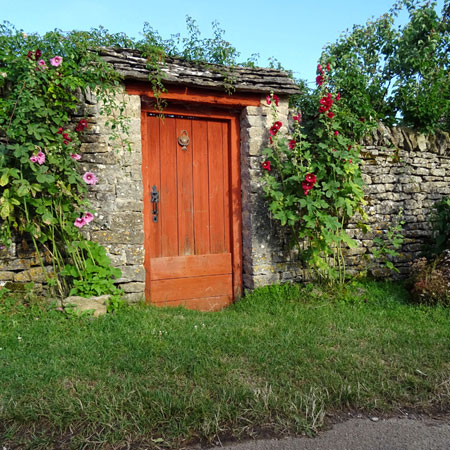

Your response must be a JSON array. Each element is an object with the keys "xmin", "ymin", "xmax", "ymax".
[
  {"xmin": 1, "ymin": 88, "xmax": 449, "ymax": 295},
  {"xmin": 0, "ymin": 87, "xmax": 145, "ymax": 299},
  {"xmin": 241, "ymin": 114, "xmax": 450, "ymax": 288}
]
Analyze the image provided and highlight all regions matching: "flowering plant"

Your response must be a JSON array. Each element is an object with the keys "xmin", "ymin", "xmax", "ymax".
[
  {"xmin": 0, "ymin": 25, "xmax": 127, "ymax": 296},
  {"xmin": 262, "ymin": 66, "xmax": 367, "ymax": 283}
]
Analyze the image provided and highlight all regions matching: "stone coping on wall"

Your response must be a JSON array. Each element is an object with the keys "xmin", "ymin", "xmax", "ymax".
[{"xmin": 98, "ymin": 48, "xmax": 301, "ymax": 95}]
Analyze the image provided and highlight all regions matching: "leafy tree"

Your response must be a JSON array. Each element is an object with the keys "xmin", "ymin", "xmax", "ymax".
[{"xmin": 318, "ymin": 0, "xmax": 450, "ymax": 133}]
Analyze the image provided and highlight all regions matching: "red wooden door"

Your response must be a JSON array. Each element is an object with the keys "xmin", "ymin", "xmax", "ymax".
[{"xmin": 142, "ymin": 110, "xmax": 241, "ymax": 310}]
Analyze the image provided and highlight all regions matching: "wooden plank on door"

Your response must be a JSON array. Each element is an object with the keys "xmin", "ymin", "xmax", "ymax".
[
  {"xmin": 176, "ymin": 118, "xmax": 194, "ymax": 255},
  {"xmin": 151, "ymin": 274, "xmax": 232, "ymax": 302},
  {"xmin": 160, "ymin": 117, "xmax": 178, "ymax": 257},
  {"xmin": 146, "ymin": 116, "xmax": 162, "ymax": 259},
  {"xmin": 150, "ymin": 253, "xmax": 231, "ymax": 280},
  {"xmin": 155, "ymin": 295, "xmax": 232, "ymax": 311},
  {"xmin": 192, "ymin": 119, "xmax": 211, "ymax": 255},
  {"xmin": 222, "ymin": 121, "xmax": 231, "ymax": 253},
  {"xmin": 208, "ymin": 121, "xmax": 225, "ymax": 254}
]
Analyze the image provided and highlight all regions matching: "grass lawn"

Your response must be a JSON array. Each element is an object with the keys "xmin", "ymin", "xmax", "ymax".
[{"xmin": 0, "ymin": 280, "xmax": 449, "ymax": 449}]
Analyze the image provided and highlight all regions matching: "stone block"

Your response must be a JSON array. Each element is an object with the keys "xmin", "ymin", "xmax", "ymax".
[
  {"xmin": 2, "ymin": 258, "xmax": 31, "ymax": 271},
  {"xmin": 63, "ymin": 295, "xmax": 108, "ymax": 317},
  {"xmin": 125, "ymin": 246, "xmax": 145, "ymax": 265},
  {"xmin": 116, "ymin": 265, "xmax": 145, "ymax": 283},
  {"xmin": 0, "ymin": 271, "xmax": 15, "ymax": 281},
  {"xmin": 119, "ymin": 282, "xmax": 145, "ymax": 293},
  {"xmin": 14, "ymin": 266, "xmax": 53, "ymax": 283},
  {"xmin": 91, "ymin": 230, "xmax": 144, "ymax": 245},
  {"xmin": 0, "ymin": 243, "xmax": 16, "ymax": 258},
  {"xmin": 123, "ymin": 292, "xmax": 144, "ymax": 303}
]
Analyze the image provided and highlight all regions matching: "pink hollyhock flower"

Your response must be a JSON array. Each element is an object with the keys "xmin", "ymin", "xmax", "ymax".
[
  {"xmin": 57, "ymin": 127, "xmax": 63, "ymax": 134},
  {"xmin": 83, "ymin": 212, "xmax": 94, "ymax": 223},
  {"xmin": 29, "ymin": 155, "xmax": 38, "ymax": 163},
  {"xmin": 74, "ymin": 217, "xmax": 86, "ymax": 228},
  {"xmin": 305, "ymin": 173, "xmax": 317, "ymax": 184},
  {"xmin": 288, "ymin": 139, "xmax": 296, "ymax": 150},
  {"xmin": 262, "ymin": 161, "xmax": 271, "ymax": 171},
  {"xmin": 38, "ymin": 60, "xmax": 47, "ymax": 68},
  {"xmin": 83, "ymin": 172, "xmax": 98, "ymax": 185},
  {"xmin": 50, "ymin": 56, "xmax": 62, "ymax": 67},
  {"xmin": 334, "ymin": 130, "xmax": 339, "ymax": 136},
  {"xmin": 349, "ymin": 158, "xmax": 353, "ymax": 164},
  {"xmin": 70, "ymin": 153, "xmax": 81, "ymax": 160},
  {"xmin": 36, "ymin": 151, "xmax": 45, "ymax": 165}
]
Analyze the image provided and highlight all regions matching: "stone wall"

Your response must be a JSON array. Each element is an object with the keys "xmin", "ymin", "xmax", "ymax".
[
  {"xmin": 241, "ymin": 118, "xmax": 450, "ymax": 288},
  {"xmin": 1, "ymin": 87, "xmax": 449, "ymax": 295},
  {"xmin": 0, "ymin": 87, "xmax": 145, "ymax": 300}
]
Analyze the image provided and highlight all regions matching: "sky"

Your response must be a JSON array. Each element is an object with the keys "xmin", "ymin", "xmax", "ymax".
[{"xmin": 1, "ymin": 0, "xmax": 446, "ymax": 85}]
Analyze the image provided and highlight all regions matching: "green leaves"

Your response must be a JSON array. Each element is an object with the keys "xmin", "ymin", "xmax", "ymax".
[{"xmin": 320, "ymin": 0, "xmax": 449, "ymax": 133}]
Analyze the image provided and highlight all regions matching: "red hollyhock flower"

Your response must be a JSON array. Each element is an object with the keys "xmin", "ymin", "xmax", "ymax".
[
  {"xmin": 63, "ymin": 133, "xmax": 69, "ymax": 140},
  {"xmin": 288, "ymin": 139, "xmax": 296, "ymax": 149},
  {"xmin": 274, "ymin": 121, "xmax": 282, "ymax": 130},
  {"xmin": 293, "ymin": 113, "xmax": 301, "ymax": 122},
  {"xmin": 269, "ymin": 125, "xmax": 278, "ymax": 136},
  {"xmin": 266, "ymin": 94, "xmax": 271, "ymax": 105},
  {"xmin": 305, "ymin": 173, "xmax": 317, "ymax": 184},
  {"xmin": 269, "ymin": 136, "xmax": 273, "ymax": 145},
  {"xmin": 273, "ymin": 94, "xmax": 279, "ymax": 107},
  {"xmin": 57, "ymin": 127, "xmax": 63, "ymax": 134},
  {"xmin": 336, "ymin": 92, "xmax": 341, "ymax": 101},
  {"xmin": 327, "ymin": 111, "xmax": 335, "ymax": 119},
  {"xmin": 63, "ymin": 140, "xmax": 69, "ymax": 145},
  {"xmin": 349, "ymin": 158, "xmax": 352, "ymax": 164},
  {"xmin": 262, "ymin": 161, "xmax": 271, "ymax": 171},
  {"xmin": 359, "ymin": 117, "xmax": 365, "ymax": 123},
  {"xmin": 326, "ymin": 63, "xmax": 330, "ymax": 71},
  {"xmin": 317, "ymin": 64, "xmax": 322, "ymax": 73},
  {"xmin": 316, "ymin": 75, "xmax": 324, "ymax": 86},
  {"xmin": 27, "ymin": 50, "xmax": 33, "ymax": 59},
  {"xmin": 35, "ymin": 49, "xmax": 41, "ymax": 60},
  {"xmin": 79, "ymin": 118, "xmax": 88, "ymax": 128},
  {"xmin": 334, "ymin": 130, "xmax": 339, "ymax": 135},
  {"xmin": 319, "ymin": 93, "xmax": 333, "ymax": 113}
]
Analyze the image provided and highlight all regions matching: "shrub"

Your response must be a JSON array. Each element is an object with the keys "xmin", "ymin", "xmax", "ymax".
[{"xmin": 409, "ymin": 251, "xmax": 450, "ymax": 306}]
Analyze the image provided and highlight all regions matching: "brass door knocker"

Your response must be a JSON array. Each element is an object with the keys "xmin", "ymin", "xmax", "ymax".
[{"xmin": 178, "ymin": 130, "xmax": 190, "ymax": 151}]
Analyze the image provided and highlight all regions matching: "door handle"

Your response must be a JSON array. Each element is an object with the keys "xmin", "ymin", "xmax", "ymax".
[{"xmin": 151, "ymin": 185, "xmax": 159, "ymax": 223}]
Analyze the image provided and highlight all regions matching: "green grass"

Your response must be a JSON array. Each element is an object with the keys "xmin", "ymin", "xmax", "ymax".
[{"xmin": 0, "ymin": 280, "xmax": 449, "ymax": 449}]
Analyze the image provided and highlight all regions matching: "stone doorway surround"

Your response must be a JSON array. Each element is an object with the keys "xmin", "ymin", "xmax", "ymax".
[{"xmin": 74, "ymin": 48, "xmax": 300, "ymax": 302}]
